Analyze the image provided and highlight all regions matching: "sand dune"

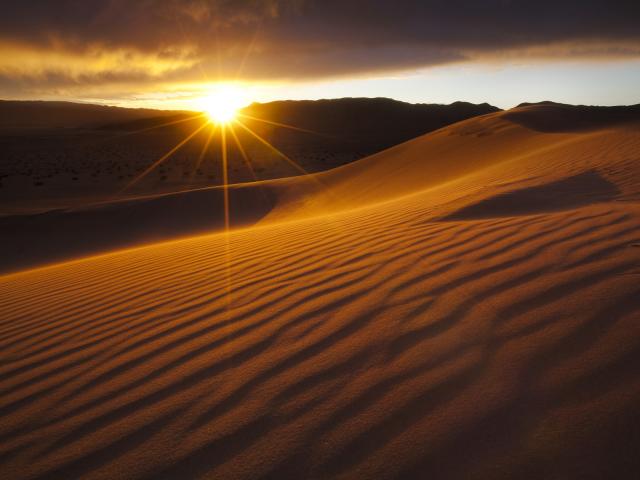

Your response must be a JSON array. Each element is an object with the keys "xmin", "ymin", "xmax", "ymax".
[
  {"xmin": 3, "ymin": 103, "xmax": 638, "ymax": 273},
  {"xmin": 1, "ymin": 103, "xmax": 639, "ymax": 479},
  {"xmin": 268, "ymin": 103, "xmax": 640, "ymax": 218}
]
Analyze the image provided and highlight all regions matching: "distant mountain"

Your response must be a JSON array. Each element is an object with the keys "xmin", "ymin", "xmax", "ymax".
[
  {"xmin": 241, "ymin": 97, "xmax": 500, "ymax": 148},
  {"xmin": 96, "ymin": 97, "xmax": 500, "ymax": 160},
  {"xmin": 1, "ymin": 97, "xmax": 499, "ymax": 142},
  {"xmin": 0, "ymin": 100, "xmax": 182, "ymax": 129}
]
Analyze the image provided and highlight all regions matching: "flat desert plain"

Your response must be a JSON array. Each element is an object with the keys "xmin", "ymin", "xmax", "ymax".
[{"xmin": 1, "ymin": 103, "xmax": 640, "ymax": 479}]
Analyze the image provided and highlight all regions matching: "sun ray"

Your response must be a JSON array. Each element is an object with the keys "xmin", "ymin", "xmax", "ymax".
[
  {"xmin": 191, "ymin": 123, "xmax": 217, "ymax": 182},
  {"xmin": 235, "ymin": 25, "xmax": 261, "ymax": 80},
  {"xmin": 120, "ymin": 121, "xmax": 209, "ymax": 193},
  {"xmin": 79, "ymin": 113, "xmax": 206, "ymax": 153},
  {"xmin": 228, "ymin": 123, "xmax": 263, "ymax": 185},
  {"xmin": 220, "ymin": 125, "xmax": 233, "ymax": 309},
  {"xmin": 234, "ymin": 119, "xmax": 313, "ymax": 177},
  {"xmin": 176, "ymin": 15, "xmax": 211, "ymax": 84},
  {"xmin": 237, "ymin": 113, "xmax": 327, "ymax": 137},
  {"xmin": 107, "ymin": 113, "xmax": 206, "ymax": 140},
  {"xmin": 220, "ymin": 126, "xmax": 230, "ymax": 232}
]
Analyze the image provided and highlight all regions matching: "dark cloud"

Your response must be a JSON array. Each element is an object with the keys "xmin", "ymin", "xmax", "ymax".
[{"xmin": 1, "ymin": 0, "xmax": 639, "ymax": 94}]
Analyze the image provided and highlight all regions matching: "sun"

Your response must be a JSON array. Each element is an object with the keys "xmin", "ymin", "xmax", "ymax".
[{"xmin": 200, "ymin": 85, "xmax": 250, "ymax": 124}]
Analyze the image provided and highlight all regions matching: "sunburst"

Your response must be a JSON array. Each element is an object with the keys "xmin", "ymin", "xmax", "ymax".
[
  {"xmin": 116, "ymin": 83, "xmax": 325, "ymax": 309},
  {"xmin": 200, "ymin": 84, "xmax": 249, "ymax": 125}
]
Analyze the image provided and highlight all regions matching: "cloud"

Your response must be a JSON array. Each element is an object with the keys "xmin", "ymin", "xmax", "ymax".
[{"xmin": 1, "ymin": 0, "xmax": 639, "ymax": 97}]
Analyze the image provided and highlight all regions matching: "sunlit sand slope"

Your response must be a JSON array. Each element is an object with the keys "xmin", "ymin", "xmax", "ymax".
[
  {"xmin": 1, "ymin": 104, "xmax": 639, "ymax": 479},
  {"xmin": 269, "ymin": 103, "xmax": 640, "ymax": 219}
]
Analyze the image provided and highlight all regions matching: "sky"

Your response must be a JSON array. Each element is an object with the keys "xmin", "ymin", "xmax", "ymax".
[{"xmin": 1, "ymin": 0, "xmax": 639, "ymax": 110}]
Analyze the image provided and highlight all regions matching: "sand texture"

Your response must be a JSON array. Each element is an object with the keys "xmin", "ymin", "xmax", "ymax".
[{"xmin": 1, "ymin": 103, "xmax": 639, "ymax": 479}]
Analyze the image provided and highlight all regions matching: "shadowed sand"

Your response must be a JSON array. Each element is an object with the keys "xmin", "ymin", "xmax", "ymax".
[
  {"xmin": 442, "ymin": 170, "xmax": 620, "ymax": 220},
  {"xmin": 0, "ymin": 103, "xmax": 639, "ymax": 479},
  {"xmin": 0, "ymin": 184, "xmax": 277, "ymax": 273}
]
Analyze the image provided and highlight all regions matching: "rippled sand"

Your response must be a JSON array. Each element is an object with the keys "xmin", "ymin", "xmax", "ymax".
[{"xmin": 1, "ymin": 104, "xmax": 639, "ymax": 479}]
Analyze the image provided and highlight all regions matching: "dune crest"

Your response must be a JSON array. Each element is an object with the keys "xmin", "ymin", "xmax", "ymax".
[{"xmin": 267, "ymin": 103, "xmax": 640, "ymax": 219}]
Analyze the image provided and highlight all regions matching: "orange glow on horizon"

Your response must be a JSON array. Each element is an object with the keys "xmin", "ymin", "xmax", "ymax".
[{"xmin": 199, "ymin": 84, "xmax": 251, "ymax": 124}]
